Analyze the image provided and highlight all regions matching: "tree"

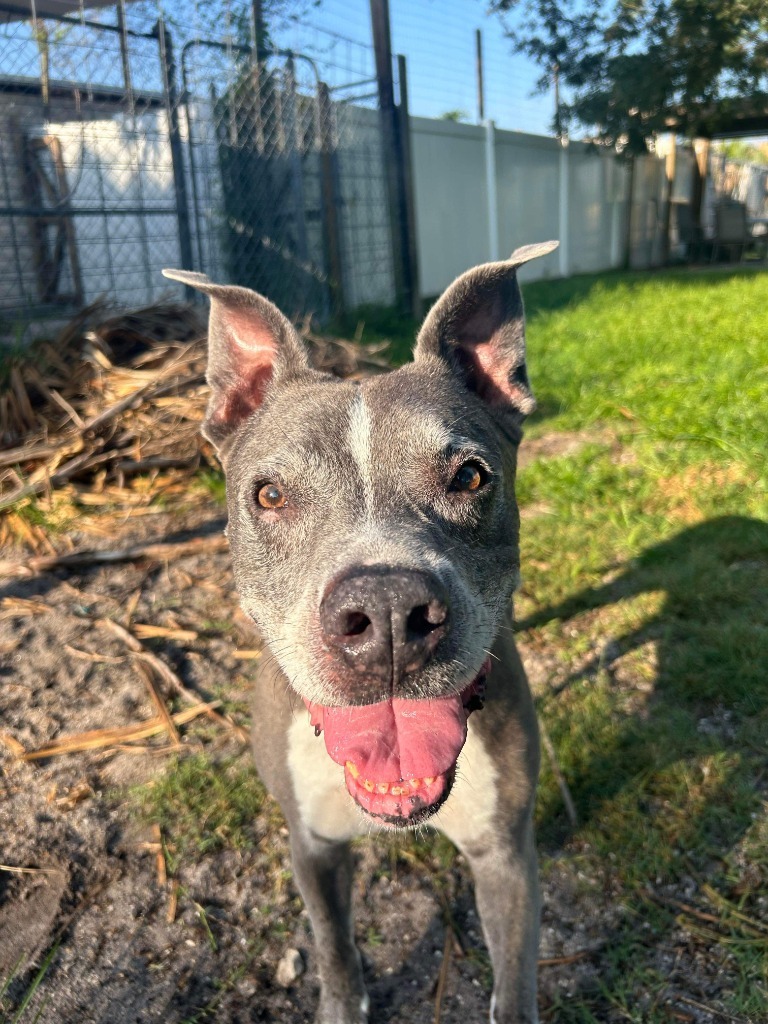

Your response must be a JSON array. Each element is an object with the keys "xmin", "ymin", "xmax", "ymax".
[{"xmin": 490, "ymin": 0, "xmax": 768, "ymax": 153}]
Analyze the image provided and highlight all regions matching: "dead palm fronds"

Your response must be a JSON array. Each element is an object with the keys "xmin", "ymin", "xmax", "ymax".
[{"xmin": 0, "ymin": 301, "xmax": 389, "ymax": 547}]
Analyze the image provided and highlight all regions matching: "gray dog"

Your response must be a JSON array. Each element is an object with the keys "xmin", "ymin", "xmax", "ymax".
[{"xmin": 164, "ymin": 240, "xmax": 556, "ymax": 1024}]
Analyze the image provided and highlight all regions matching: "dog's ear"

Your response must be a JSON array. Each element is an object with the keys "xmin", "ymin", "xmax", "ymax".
[
  {"xmin": 163, "ymin": 270, "xmax": 309, "ymax": 454},
  {"xmin": 414, "ymin": 241, "xmax": 558, "ymax": 418}
]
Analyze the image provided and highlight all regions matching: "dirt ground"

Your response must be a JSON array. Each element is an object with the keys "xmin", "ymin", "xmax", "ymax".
[{"xmin": 0, "ymin": 497, "xmax": 756, "ymax": 1024}]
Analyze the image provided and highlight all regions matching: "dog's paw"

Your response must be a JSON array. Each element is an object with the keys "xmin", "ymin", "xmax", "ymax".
[{"xmin": 315, "ymin": 990, "xmax": 369, "ymax": 1024}]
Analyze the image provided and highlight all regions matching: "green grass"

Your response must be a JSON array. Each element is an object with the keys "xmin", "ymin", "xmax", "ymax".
[
  {"xmin": 194, "ymin": 469, "xmax": 227, "ymax": 506},
  {"xmin": 514, "ymin": 268, "xmax": 768, "ymax": 1020},
  {"xmin": 131, "ymin": 753, "xmax": 267, "ymax": 863},
  {"xmin": 523, "ymin": 269, "xmax": 767, "ymax": 460},
  {"xmin": 0, "ymin": 940, "xmax": 60, "ymax": 1024}
]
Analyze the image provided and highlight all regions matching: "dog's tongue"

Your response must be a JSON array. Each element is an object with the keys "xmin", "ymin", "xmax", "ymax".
[{"xmin": 307, "ymin": 695, "xmax": 468, "ymax": 783}]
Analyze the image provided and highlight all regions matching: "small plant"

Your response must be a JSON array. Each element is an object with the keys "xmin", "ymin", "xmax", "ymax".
[
  {"xmin": 0, "ymin": 940, "xmax": 60, "ymax": 1023},
  {"xmin": 131, "ymin": 752, "xmax": 266, "ymax": 860},
  {"xmin": 195, "ymin": 469, "xmax": 226, "ymax": 506}
]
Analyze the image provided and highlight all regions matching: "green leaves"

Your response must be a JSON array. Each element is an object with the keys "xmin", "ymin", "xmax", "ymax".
[{"xmin": 491, "ymin": 0, "xmax": 768, "ymax": 147}]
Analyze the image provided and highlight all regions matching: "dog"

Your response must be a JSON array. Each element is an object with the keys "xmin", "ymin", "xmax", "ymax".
[{"xmin": 163, "ymin": 239, "xmax": 557, "ymax": 1024}]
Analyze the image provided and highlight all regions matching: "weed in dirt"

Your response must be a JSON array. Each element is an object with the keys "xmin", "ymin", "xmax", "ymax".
[
  {"xmin": 205, "ymin": 685, "xmax": 251, "ymax": 720},
  {"xmin": 177, "ymin": 951, "xmax": 262, "ymax": 1024},
  {"xmin": 14, "ymin": 497, "xmax": 73, "ymax": 537},
  {"xmin": 199, "ymin": 618, "xmax": 236, "ymax": 636},
  {"xmin": 131, "ymin": 752, "xmax": 266, "ymax": 861},
  {"xmin": 464, "ymin": 946, "xmax": 493, "ymax": 992},
  {"xmin": 0, "ymin": 940, "xmax": 59, "ymax": 1024},
  {"xmin": 365, "ymin": 926, "xmax": 384, "ymax": 948}
]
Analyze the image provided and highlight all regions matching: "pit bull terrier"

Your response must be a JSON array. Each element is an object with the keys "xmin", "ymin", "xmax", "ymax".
[{"xmin": 163, "ymin": 239, "xmax": 557, "ymax": 1024}]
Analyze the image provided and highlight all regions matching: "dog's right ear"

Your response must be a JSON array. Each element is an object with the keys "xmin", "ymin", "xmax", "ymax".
[{"xmin": 163, "ymin": 270, "xmax": 309, "ymax": 455}]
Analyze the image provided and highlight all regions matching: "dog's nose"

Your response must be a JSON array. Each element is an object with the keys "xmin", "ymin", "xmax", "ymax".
[{"xmin": 319, "ymin": 568, "xmax": 449, "ymax": 683}]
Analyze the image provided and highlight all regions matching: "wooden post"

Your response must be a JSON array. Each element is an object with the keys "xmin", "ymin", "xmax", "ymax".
[
  {"xmin": 370, "ymin": 0, "xmax": 413, "ymax": 315},
  {"xmin": 691, "ymin": 137, "xmax": 711, "ymax": 242},
  {"xmin": 661, "ymin": 136, "xmax": 677, "ymax": 263}
]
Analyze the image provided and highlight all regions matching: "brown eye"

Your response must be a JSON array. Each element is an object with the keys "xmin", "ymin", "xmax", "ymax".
[
  {"xmin": 450, "ymin": 462, "xmax": 486, "ymax": 493},
  {"xmin": 256, "ymin": 482, "xmax": 287, "ymax": 509}
]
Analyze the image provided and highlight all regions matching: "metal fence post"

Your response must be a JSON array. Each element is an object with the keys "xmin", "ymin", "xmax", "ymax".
[
  {"xmin": 155, "ymin": 17, "xmax": 195, "ymax": 288},
  {"xmin": 484, "ymin": 119, "xmax": 499, "ymax": 263},
  {"xmin": 558, "ymin": 138, "xmax": 570, "ymax": 277}
]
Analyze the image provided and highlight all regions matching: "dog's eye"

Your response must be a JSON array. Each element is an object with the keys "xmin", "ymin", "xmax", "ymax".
[
  {"xmin": 450, "ymin": 461, "xmax": 487, "ymax": 493},
  {"xmin": 256, "ymin": 482, "xmax": 288, "ymax": 509}
]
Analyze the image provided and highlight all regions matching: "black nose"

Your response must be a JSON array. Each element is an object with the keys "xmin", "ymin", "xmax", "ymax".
[{"xmin": 319, "ymin": 567, "xmax": 450, "ymax": 684}]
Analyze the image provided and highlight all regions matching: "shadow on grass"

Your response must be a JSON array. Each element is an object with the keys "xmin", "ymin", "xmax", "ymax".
[{"xmin": 519, "ymin": 514, "xmax": 768, "ymax": 1018}]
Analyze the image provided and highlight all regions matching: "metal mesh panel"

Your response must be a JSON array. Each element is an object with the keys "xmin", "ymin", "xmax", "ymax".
[
  {"xmin": 0, "ymin": 2, "xmax": 181, "ymax": 322},
  {"xmin": 0, "ymin": 2, "xmax": 397, "ymax": 335}
]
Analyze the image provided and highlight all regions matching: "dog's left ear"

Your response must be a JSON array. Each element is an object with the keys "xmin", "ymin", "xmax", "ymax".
[
  {"xmin": 163, "ymin": 269, "xmax": 309, "ymax": 455},
  {"xmin": 414, "ymin": 241, "xmax": 558, "ymax": 418}
]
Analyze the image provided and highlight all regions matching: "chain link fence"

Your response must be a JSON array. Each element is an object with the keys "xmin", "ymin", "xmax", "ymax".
[{"xmin": 0, "ymin": 0, "xmax": 402, "ymax": 339}]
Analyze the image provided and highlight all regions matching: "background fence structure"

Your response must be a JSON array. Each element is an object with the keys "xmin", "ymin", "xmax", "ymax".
[
  {"xmin": 0, "ymin": 0, "xmax": 402, "ymax": 337},
  {"xmin": 1, "ymin": 0, "xmax": 766, "ymax": 342}
]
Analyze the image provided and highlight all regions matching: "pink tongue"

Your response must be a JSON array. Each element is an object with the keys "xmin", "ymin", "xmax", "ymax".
[{"xmin": 316, "ymin": 695, "xmax": 468, "ymax": 783}]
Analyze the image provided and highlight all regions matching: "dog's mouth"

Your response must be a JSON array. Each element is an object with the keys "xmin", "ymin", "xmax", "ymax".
[{"xmin": 303, "ymin": 660, "xmax": 490, "ymax": 828}]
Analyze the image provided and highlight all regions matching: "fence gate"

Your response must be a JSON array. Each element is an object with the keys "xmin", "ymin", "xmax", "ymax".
[
  {"xmin": 0, "ymin": 4, "xmax": 189, "ymax": 326},
  {"xmin": 0, "ymin": 4, "xmax": 401, "ymax": 337},
  {"xmin": 180, "ymin": 42, "xmax": 340, "ymax": 321},
  {"xmin": 179, "ymin": 35, "xmax": 401, "ymax": 321}
]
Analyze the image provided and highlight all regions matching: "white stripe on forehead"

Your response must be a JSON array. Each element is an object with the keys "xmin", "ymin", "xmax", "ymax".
[{"xmin": 348, "ymin": 391, "xmax": 375, "ymax": 513}]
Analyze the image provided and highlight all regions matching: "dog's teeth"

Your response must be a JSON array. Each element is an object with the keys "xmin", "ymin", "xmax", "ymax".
[
  {"xmin": 423, "ymin": 776, "xmax": 435, "ymax": 786},
  {"xmin": 390, "ymin": 785, "xmax": 403, "ymax": 796},
  {"xmin": 346, "ymin": 761, "xmax": 360, "ymax": 780},
  {"xmin": 376, "ymin": 782, "xmax": 389, "ymax": 794},
  {"xmin": 409, "ymin": 778, "xmax": 422, "ymax": 788},
  {"xmin": 362, "ymin": 779, "xmax": 375, "ymax": 792}
]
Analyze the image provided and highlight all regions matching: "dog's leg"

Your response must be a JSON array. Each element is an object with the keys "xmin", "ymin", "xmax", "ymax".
[
  {"xmin": 290, "ymin": 826, "xmax": 369, "ymax": 1024},
  {"xmin": 252, "ymin": 663, "xmax": 368, "ymax": 1024},
  {"xmin": 463, "ymin": 823, "xmax": 539, "ymax": 1024},
  {"xmin": 435, "ymin": 644, "xmax": 540, "ymax": 1024}
]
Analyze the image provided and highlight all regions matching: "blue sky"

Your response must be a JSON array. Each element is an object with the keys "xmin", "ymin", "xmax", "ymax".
[
  {"xmin": 271, "ymin": 0, "xmax": 555, "ymax": 136},
  {"xmin": 0, "ymin": 0, "xmax": 554, "ymax": 136}
]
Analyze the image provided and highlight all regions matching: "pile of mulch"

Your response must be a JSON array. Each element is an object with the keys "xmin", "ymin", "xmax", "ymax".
[{"xmin": 0, "ymin": 301, "xmax": 389, "ymax": 556}]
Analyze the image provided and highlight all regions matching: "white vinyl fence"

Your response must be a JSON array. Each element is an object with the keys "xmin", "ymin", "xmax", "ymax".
[{"xmin": 409, "ymin": 117, "xmax": 689, "ymax": 298}]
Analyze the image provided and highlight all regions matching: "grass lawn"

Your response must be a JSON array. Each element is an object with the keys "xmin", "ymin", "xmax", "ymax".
[
  {"xmin": 518, "ymin": 268, "xmax": 767, "ymax": 1021},
  {"xmin": 340, "ymin": 266, "xmax": 768, "ymax": 1020}
]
